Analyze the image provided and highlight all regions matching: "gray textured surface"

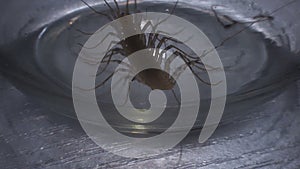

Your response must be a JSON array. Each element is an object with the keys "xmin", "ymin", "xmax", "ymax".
[{"xmin": 0, "ymin": 75, "xmax": 300, "ymax": 168}]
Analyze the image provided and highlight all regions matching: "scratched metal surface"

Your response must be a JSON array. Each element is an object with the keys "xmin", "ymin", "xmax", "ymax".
[{"xmin": 0, "ymin": 74, "xmax": 300, "ymax": 169}]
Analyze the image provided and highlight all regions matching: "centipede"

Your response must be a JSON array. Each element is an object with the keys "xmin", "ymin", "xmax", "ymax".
[
  {"xmin": 76, "ymin": 0, "xmax": 298, "ymax": 101},
  {"xmin": 77, "ymin": 0, "xmax": 217, "ymax": 98}
]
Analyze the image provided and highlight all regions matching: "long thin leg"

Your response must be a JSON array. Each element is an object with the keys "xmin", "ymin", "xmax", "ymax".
[
  {"xmin": 126, "ymin": 0, "xmax": 130, "ymax": 15},
  {"xmin": 101, "ymin": 59, "xmax": 131, "ymax": 67},
  {"xmin": 170, "ymin": 0, "xmax": 179, "ymax": 14},
  {"xmin": 140, "ymin": 1, "xmax": 179, "ymax": 36},
  {"xmin": 110, "ymin": 72, "xmax": 134, "ymax": 90},
  {"xmin": 211, "ymin": 5, "xmax": 237, "ymax": 29},
  {"xmin": 164, "ymin": 53, "xmax": 177, "ymax": 73},
  {"xmin": 113, "ymin": 0, "xmax": 121, "ymax": 16},
  {"xmin": 104, "ymin": 0, "xmax": 117, "ymax": 18},
  {"xmin": 78, "ymin": 47, "xmax": 123, "ymax": 66},
  {"xmin": 121, "ymin": 81, "xmax": 132, "ymax": 106},
  {"xmin": 171, "ymin": 62, "xmax": 188, "ymax": 81},
  {"xmin": 171, "ymin": 88, "xmax": 180, "ymax": 106},
  {"xmin": 160, "ymin": 44, "xmax": 198, "ymax": 60},
  {"xmin": 214, "ymin": 22, "xmax": 255, "ymax": 50},
  {"xmin": 75, "ymin": 28, "xmax": 95, "ymax": 36},
  {"xmin": 141, "ymin": 20, "xmax": 156, "ymax": 32},
  {"xmin": 152, "ymin": 0, "xmax": 179, "ymax": 28},
  {"xmin": 211, "ymin": 5, "xmax": 275, "ymax": 50},
  {"xmin": 211, "ymin": 5, "xmax": 274, "ymax": 29},
  {"xmin": 81, "ymin": 0, "xmax": 113, "ymax": 20},
  {"xmin": 164, "ymin": 51, "xmax": 219, "ymax": 75},
  {"xmin": 98, "ymin": 59, "xmax": 132, "ymax": 76},
  {"xmin": 146, "ymin": 28, "xmax": 185, "ymax": 49},
  {"xmin": 80, "ymin": 32, "xmax": 120, "ymax": 49},
  {"xmin": 75, "ymin": 67, "xmax": 131, "ymax": 92},
  {"xmin": 174, "ymin": 144, "xmax": 183, "ymax": 169},
  {"xmin": 97, "ymin": 68, "xmax": 135, "ymax": 106},
  {"xmin": 104, "ymin": 40, "xmax": 120, "ymax": 54},
  {"xmin": 163, "ymin": 50, "xmax": 197, "ymax": 81},
  {"xmin": 97, "ymin": 48, "xmax": 125, "ymax": 75},
  {"xmin": 134, "ymin": 0, "xmax": 138, "ymax": 12},
  {"xmin": 95, "ymin": 68, "xmax": 131, "ymax": 89},
  {"xmin": 173, "ymin": 51, "xmax": 214, "ymax": 85},
  {"xmin": 270, "ymin": 0, "xmax": 299, "ymax": 15},
  {"xmin": 192, "ymin": 60, "xmax": 221, "ymax": 71},
  {"xmin": 152, "ymin": 37, "xmax": 182, "ymax": 63}
]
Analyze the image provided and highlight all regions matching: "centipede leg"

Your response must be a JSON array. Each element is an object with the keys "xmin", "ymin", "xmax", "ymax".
[
  {"xmin": 97, "ymin": 48, "xmax": 126, "ymax": 75},
  {"xmin": 104, "ymin": 0, "xmax": 117, "ymax": 18},
  {"xmin": 100, "ymin": 59, "xmax": 132, "ymax": 74},
  {"xmin": 77, "ymin": 46, "xmax": 123, "ymax": 66},
  {"xmin": 148, "ymin": 35, "xmax": 183, "ymax": 64},
  {"xmin": 147, "ymin": 28, "xmax": 185, "ymax": 50},
  {"xmin": 81, "ymin": 0, "xmax": 113, "ymax": 20},
  {"xmin": 141, "ymin": 1, "xmax": 179, "ymax": 34},
  {"xmin": 170, "ymin": 0, "xmax": 179, "ymax": 14},
  {"xmin": 171, "ymin": 88, "xmax": 180, "ymax": 106},
  {"xmin": 171, "ymin": 61, "xmax": 189, "ymax": 80},
  {"xmin": 134, "ymin": 0, "xmax": 138, "ymax": 12},
  {"xmin": 95, "ymin": 67, "xmax": 132, "ymax": 89},
  {"xmin": 194, "ymin": 60, "xmax": 222, "ymax": 71},
  {"xmin": 173, "ymin": 51, "xmax": 213, "ymax": 85},
  {"xmin": 158, "ymin": 42, "xmax": 218, "ymax": 73},
  {"xmin": 80, "ymin": 32, "xmax": 120, "ymax": 49},
  {"xmin": 75, "ymin": 28, "xmax": 95, "ymax": 36},
  {"xmin": 160, "ymin": 44, "xmax": 198, "ymax": 60},
  {"xmin": 113, "ymin": 0, "xmax": 121, "ymax": 16},
  {"xmin": 110, "ymin": 69, "xmax": 135, "ymax": 106},
  {"xmin": 152, "ymin": 0, "xmax": 179, "ymax": 28},
  {"xmin": 104, "ymin": 40, "xmax": 120, "ymax": 54},
  {"xmin": 141, "ymin": 20, "xmax": 156, "ymax": 33},
  {"xmin": 211, "ymin": 5, "xmax": 237, "ymax": 29},
  {"xmin": 126, "ymin": 0, "xmax": 130, "ymax": 15}
]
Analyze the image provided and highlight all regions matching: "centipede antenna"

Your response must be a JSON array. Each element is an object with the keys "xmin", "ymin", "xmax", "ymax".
[
  {"xmin": 104, "ymin": 0, "xmax": 117, "ymax": 18},
  {"xmin": 211, "ymin": 5, "xmax": 237, "ymax": 29},
  {"xmin": 215, "ymin": 22, "xmax": 255, "ymax": 50},
  {"xmin": 211, "ymin": 0, "xmax": 299, "ymax": 53},
  {"xmin": 80, "ymin": 0, "xmax": 112, "ymax": 20},
  {"xmin": 113, "ymin": 0, "xmax": 121, "ymax": 16},
  {"xmin": 270, "ymin": 0, "xmax": 299, "ymax": 15}
]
